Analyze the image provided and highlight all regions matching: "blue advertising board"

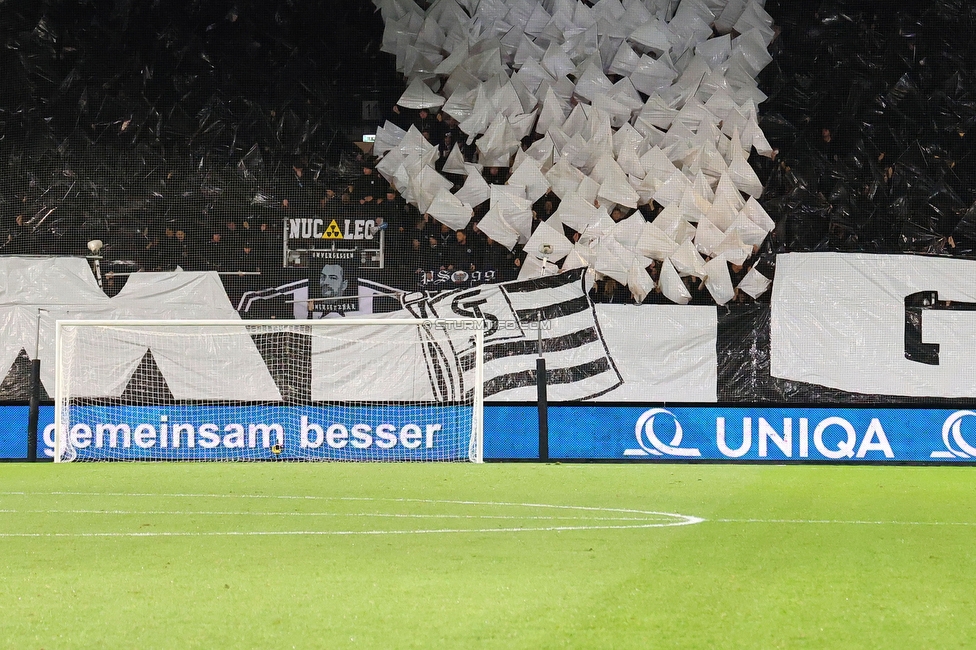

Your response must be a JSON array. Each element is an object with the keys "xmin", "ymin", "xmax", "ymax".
[
  {"xmin": 543, "ymin": 405, "xmax": 976, "ymax": 462},
  {"xmin": 0, "ymin": 405, "xmax": 472, "ymax": 461},
  {"xmin": 3, "ymin": 404, "xmax": 976, "ymax": 463},
  {"xmin": 0, "ymin": 406, "xmax": 30, "ymax": 459},
  {"xmin": 0, "ymin": 406, "xmax": 53, "ymax": 460}
]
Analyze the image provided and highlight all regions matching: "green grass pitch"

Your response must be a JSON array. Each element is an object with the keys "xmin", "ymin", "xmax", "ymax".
[{"xmin": 1, "ymin": 462, "xmax": 974, "ymax": 649}]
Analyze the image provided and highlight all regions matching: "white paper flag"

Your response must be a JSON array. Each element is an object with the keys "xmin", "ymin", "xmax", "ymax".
[
  {"xmin": 397, "ymin": 77, "xmax": 447, "ymax": 109},
  {"xmin": 703, "ymin": 255, "xmax": 735, "ymax": 306},
  {"xmin": 525, "ymin": 218, "xmax": 574, "ymax": 262},
  {"xmin": 737, "ymin": 265, "xmax": 771, "ymax": 299},
  {"xmin": 427, "ymin": 189, "xmax": 473, "ymax": 231},
  {"xmin": 660, "ymin": 258, "xmax": 692, "ymax": 305}
]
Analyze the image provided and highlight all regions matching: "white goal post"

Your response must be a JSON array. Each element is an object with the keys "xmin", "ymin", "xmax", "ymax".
[{"xmin": 54, "ymin": 318, "xmax": 485, "ymax": 463}]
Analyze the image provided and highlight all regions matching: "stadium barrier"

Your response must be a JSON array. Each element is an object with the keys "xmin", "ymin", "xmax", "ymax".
[{"xmin": 3, "ymin": 404, "xmax": 975, "ymax": 463}]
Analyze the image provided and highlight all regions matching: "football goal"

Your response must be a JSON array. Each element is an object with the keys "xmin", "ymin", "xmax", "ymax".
[{"xmin": 54, "ymin": 318, "xmax": 484, "ymax": 462}]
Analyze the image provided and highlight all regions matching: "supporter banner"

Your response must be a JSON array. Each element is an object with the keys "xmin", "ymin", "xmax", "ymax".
[
  {"xmin": 544, "ymin": 406, "xmax": 976, "ymax": 463},
  {"xmin": 309, "ymin": 257, "xmax": 359, "ymax": 315},
  {"xmin": 286, "ymin": 217, "xmax": 380, "ymax": 245},
  {"xmin": 407, "ymin": 269, "xmax": 627, "ymax": 401},
  {"xmin": 283, "ymin": 217, "xmax": 383, "ymax": 269},
  {"xmin": 771, "ymin": 253, "xmax": 976, "ymax": 397},
  {"xmin": 399, "ymin": 269, "xmax": 718, "ymax": 402},
  {"xmin": 416, "ymin": 267, "xmax": 500, "ymax": 290},
  {"xmin": 235, "ymin": 275, "xmax": 383, "ymax": 320}
]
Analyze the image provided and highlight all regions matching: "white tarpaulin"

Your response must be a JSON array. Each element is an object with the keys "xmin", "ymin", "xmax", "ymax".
[
  {"xmin": 594, "ymin": 303, "xmax": 717, "ymax": 402},
  {"xmin": 309, "ymin": 321, "xmax": 448, "ymax": 402},
  {"xmin": 0, "ymin": 258, "xmax": 281, "ymax": 401},
  {"xmin": 329, "ymin": 269, "xmax": 718, "ymax": 402},
  {"xmin": 69, "ymin": 272, "xmax": 283, "ymax": 401},
  {"xmin": 0, "ymin": 258, "xmax": 111, "ymax": 394},
  {"xmin": 0, "ymin": 256, "xmax": 109, "ymax": 306},
  {"xmin": 4, "ymin": 260, "xmax": 720, "ymax": 405},
  {"xmin": 771, "ymin": 253, "xmax": 976, "ymax": 398}
]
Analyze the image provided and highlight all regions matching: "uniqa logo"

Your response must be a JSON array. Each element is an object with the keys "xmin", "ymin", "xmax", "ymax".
[
  {"xmin": 624, "ymin": 408, "xmax": 701, "ymax": 457},
  {"xmin": 931, "ymin": 410, "xmax": 976, "ymax": 459}
]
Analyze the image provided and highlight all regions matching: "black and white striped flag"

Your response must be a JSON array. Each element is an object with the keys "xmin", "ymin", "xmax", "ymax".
[{"xmin": 404, "ymin": 269, "xmax": 623, "ymax": 401}]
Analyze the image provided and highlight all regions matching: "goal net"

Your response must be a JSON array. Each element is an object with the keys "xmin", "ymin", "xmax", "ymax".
[{"xmin": 54, "ymin": 318, "xmax": 484, "ymax": 462}]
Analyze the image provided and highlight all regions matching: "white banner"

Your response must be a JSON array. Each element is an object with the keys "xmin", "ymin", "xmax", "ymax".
[
  {"xmin": 593, "ymin": 304, "xmax": 717, "ymax": 403},
  {"xmin": 771, "ymin": 253, "xmax": 976, "ymax": 397},
  {"xmin": 0, "ymin": 258, "xmax": 281, "ymax": 401},
  {"xmin": 332, "ymin": 269, "xmax": 719, "ymax": 403}
]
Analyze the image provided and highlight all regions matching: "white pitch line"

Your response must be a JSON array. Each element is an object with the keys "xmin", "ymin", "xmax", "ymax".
[
  {"xmin": 0, "ymin": 492, "xmax": 704, "ymax": 536},
  {"xmin": 0, "ymin": 522, "xmax": 700, "ymax": 538},
  {"xmin": 714, "ymin": 518, "xmax": 976, "ymax": 526},
  {"xmin": 0, "ymin": 509, "xmax": 664, "ymax": 522},
  {"xmin": 0, "ymin": 491, "xmax": 694, "ymax": 518},
  {"xmin": 0, "ymin": 491, "xmax": 655, "ymax": 513},
  {"xmin": 3, "ymin": 510, "xmax": 964, "ymax": 527},
  {"xmin": 4, "ymin": 493, "xmax": 972, "ymax": 528}
]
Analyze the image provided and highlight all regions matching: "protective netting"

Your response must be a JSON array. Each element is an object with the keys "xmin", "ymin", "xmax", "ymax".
[{"xmin": 3, "ymin": 0, "xmax": 976, "ymax": 414}]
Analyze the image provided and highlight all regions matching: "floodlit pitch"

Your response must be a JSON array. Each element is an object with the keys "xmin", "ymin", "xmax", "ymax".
[{"xmin": 1, "ymin": 462, "xmax": 974, "ymax": 649}]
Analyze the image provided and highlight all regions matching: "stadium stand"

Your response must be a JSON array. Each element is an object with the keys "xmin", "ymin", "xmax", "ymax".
[{"xmin": 0, "ymin": 0, "xmax": 974, "ymax": 372}]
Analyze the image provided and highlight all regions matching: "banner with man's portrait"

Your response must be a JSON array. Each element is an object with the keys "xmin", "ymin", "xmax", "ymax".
[{"xmin": 309, "ymin": 252, "xmax": 359, "ymax": 315}]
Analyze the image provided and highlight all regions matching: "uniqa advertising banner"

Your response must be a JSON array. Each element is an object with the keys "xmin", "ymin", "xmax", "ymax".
[{"xmin": 539, "ymin": 406, "xmax": 976, "ymax": 462}]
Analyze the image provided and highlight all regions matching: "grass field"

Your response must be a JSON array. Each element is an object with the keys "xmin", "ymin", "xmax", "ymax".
[{"xmin": 1, "ymin": 462, "xmax": 974, "ymax": 649}]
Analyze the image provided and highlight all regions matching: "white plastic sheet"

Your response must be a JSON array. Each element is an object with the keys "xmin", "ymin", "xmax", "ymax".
[
  {"xmin": 477, "ymin": 205, "xmax": 521, "ymax": 250},
  {"xmin": 516, "ymin": 254, "xmax": 562, "ymax": 280},
  {"xmin": 507, "ymin": 157, "xmax": 551, "ymax": 203},
  {"xmin": 627, "ymin": 258, "xmax": 656, "ymax": 304},
  {"xmin": 737, "ymin": 265, "xmax": 771, "ymax": 299},
  {"xmin": 592, "ymin": 304, "xmax": 717, "ymax": 402},
  {"xmin": 637, "ymin": 221, "xmax": 679, "ymax": 260},
  {"xmin": 0, "ymin": 259, "xmax": 281, "ymax": 401},
  {"xmin": 441, "ymin": 144, "xmax": 469, "ymax": 175},
  {"xmin": 453, "ymin": 165, "xmax": 491, "ymax": 207},
  {"xmin": 670, "ymin": 238, "xmax": 707, "ymax": 279},
  {"xmin": 703, "ymin": 255, "xmax": 735, "ymax": 306},
  {"xmin": 660, "ymin": 257, "xmax": 693, "ymax": 305},
  {"xmin": 525, "ymin": 218, "xmax": 574, "ymax": 261},
  {"xmin": 375, "ymin": 0, "xmax": 778, "ymax": 282},
  {"xmin": 397, "ymin": 77, "xmax": 447, "ymax": 109},
  {"xmin": 427, "ymin": 189, "xmax": 474, "ymax": 230}
]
